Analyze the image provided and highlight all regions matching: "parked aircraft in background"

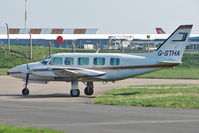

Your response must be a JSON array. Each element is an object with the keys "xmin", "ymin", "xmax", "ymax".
[
  {"xmin": 156, "ymin": 27, "xmax": 166, "ymax": 34},
  {"xmin": 7, "ymin": 25, "xmax": 193, "ymax": 97}
]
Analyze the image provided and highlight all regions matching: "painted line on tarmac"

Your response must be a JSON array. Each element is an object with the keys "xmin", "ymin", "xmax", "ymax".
[{"xmin": 3, "ymin": 119, "xmax": 199, "ymax": 127}]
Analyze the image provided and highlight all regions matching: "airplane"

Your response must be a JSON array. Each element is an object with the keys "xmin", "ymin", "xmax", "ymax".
[
  {"xmin": 7, "ymin": 25, "xmax": 193, "ymax": 97},
  {"xmin": 156, "ymin": 27, "xmax": 166, "ymax": 34}
]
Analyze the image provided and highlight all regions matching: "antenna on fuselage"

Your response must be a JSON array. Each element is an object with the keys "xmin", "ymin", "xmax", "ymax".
[
  {"xmin": 72, "ymin": 41, "xmax": 76, "ymax": 53},
  {"xmin": 96, "ymin": 48, "xmax": 100, "ymax": 53},
  {"xmin": 96, "ymin": 43, "xmax": 100, "ymax": 53}
]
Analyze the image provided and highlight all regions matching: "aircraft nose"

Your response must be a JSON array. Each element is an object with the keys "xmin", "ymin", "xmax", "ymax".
[{"xmin": 7, "ymin": 64, "xmax": 28, "ymax": 76}]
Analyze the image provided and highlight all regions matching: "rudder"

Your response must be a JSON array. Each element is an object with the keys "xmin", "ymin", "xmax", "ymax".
[{"xmin": 154, "ymin": 25, "xmax": 193, "ymax": 62}]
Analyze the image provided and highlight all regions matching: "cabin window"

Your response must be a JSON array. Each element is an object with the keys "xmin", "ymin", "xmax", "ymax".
[
  {"xmin": 94, "ymin": 57, "xmax": 105, "ymax": 65},
  {"xmin": 49, "ymin": 57, "xmax": 63, "ymax": 65},
  {"xmin": 78, "ymin": 57, "xmax": 89, "ymax": 65},
  {"xmin": 110, "ymin": 58, "xmax": 120, "ymax": 65},
  {"xmin": 64, "ymin": 57, "xmax": 74, "ymax": 65}
]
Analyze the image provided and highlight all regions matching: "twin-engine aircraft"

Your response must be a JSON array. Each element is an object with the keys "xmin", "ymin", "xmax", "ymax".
[{"xmin": 8, "ymin": 25, "xmax": 193, "ymax": 97}]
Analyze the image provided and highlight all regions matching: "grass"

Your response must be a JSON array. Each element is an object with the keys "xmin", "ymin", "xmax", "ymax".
[
  {"xmin": 0, "ymin": 50, "xmax": 31, "ymax": 68},
  {"xmin": 136, "ymin": 67, "xmax": 199, "ymax": 79},
  {"xmin": 0, "ymin": 69, "xmax": 8, "ymax": 75},
  {"xmin": 93, "ymin": 84, "xmax": 199, "ymax": 109},
  {"xmin": 0, "ymin": 124, "xmax": 63, "ymax": 133}
]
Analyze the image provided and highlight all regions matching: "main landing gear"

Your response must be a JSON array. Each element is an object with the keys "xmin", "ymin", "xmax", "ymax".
[
  {"xmin": 70, "ymin": 80, "xmax": 94, "ymax": 97},
  {"xmin": 70, "ymin": 80, "xmax": 80, "ymax": 97},
  {"xmin": 84, "ymin": 81, "xmax": 94, "ymax": 96}
]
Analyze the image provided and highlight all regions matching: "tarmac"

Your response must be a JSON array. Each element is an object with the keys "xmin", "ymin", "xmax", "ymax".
[
  {"xmin": 1, "ymin": 76, "xmax": 199, "ymax": 103},
  {"xmin": 0, "ymin": 76, "xmax": 199, "ymax": 133}
]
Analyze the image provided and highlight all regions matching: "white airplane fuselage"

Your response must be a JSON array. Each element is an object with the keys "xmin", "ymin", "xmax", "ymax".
[{"xmin": 8, "ymin": 52, "xmax": 178, "ymax": 82}]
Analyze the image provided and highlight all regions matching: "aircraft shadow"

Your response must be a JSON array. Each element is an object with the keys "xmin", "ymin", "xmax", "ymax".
[{"xmin": 0, "ymin": 94, "xmax": 95, "ymax": 99}]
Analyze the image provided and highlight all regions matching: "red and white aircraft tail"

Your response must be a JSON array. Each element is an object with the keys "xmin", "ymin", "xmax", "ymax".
[{"xmin": 156, "ymin": 28, "xmax": 166, "ymax": 34}]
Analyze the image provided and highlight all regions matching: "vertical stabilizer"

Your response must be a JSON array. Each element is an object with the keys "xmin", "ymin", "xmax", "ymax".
[{"xmin": 153, "ymin": 25, "xmax": 192, "ymax": 62}]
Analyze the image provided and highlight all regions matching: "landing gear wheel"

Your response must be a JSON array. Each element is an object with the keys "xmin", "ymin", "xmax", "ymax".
[
  {"xmin": 22, "ymin": 88, "xmax": 29, "ymax": 96},
  {"xmin": 84, "ymin": 87, "xmax": 94, "ymax": 95},
  {"xmin": 70, "ymin": 89, "xmax": 80, "ymax": 97}
]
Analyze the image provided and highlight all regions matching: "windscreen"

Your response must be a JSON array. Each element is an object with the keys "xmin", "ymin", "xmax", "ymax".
[{"xmin": 41, "ymin": 56, "xmax": 51, "ymax": 65}]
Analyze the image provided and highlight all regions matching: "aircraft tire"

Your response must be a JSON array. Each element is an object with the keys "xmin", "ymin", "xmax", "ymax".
[
  {"xmin": 22, "ymin": 88, "xmax": 29, "ymax": 96},
  {"xmin": 70, "ymin": 89, "xmax": 80, "ymax": 97},
  {"xmin": 84, "ymin": 87, "xmax": 94, "ymax": 95}
]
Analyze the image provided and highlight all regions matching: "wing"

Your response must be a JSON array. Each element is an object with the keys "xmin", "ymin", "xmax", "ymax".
[{"xmin": 51, "ymin": 67, "xmax": 106, "ymax": 78}]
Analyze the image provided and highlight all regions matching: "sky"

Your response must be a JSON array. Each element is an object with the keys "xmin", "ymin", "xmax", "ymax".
[{"xmin": 0, "ymin": 0, "xmax": 198, "ymax": 34}]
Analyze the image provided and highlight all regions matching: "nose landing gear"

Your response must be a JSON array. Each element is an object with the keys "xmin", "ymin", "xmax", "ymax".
[
  {"xmin": 22, "ymin": 87, "xmax": 29, "ymax": 95},
  {"xmin": 22, "ymin": 72, "xmax": 30, "ymax": 96}
]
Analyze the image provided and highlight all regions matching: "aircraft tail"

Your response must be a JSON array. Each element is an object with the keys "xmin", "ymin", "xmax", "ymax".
[
  {"xmin": 156, "ymin": 27, "xmax": 166, "ymax": 34},
  {"xmin": 153, "ymin": 25, "xmax": 193, "ymax": 62}
]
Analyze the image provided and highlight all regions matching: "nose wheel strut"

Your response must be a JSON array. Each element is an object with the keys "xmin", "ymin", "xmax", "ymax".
[{"xmin": 22, "ymin": 73, "xmax": 30, "ymax": 96}]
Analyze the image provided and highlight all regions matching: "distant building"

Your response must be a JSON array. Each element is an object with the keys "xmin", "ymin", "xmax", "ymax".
[{"xmin": 0, "ymin": 27, "xmax": 199, "ymax": 51}]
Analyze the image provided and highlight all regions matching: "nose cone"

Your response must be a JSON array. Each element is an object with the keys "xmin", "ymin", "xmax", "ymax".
[{"xmin": 8, "ymin": 64, "xmax": 28, "ymax": 78}]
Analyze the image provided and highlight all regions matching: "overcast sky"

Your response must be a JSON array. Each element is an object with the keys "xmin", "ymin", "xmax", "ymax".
[{"xmin": 0, "ymin": 0, "xmax": 198, "ymax": 34}]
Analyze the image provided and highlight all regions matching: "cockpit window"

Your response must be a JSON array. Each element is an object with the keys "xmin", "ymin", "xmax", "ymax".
[
  {"xmin": 41, "ymin": 56, "xmax": 51, "ymax": 65},
  {"xmin": 49, "ymin": 57, "xmax": 63, "ymax": 65}
]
